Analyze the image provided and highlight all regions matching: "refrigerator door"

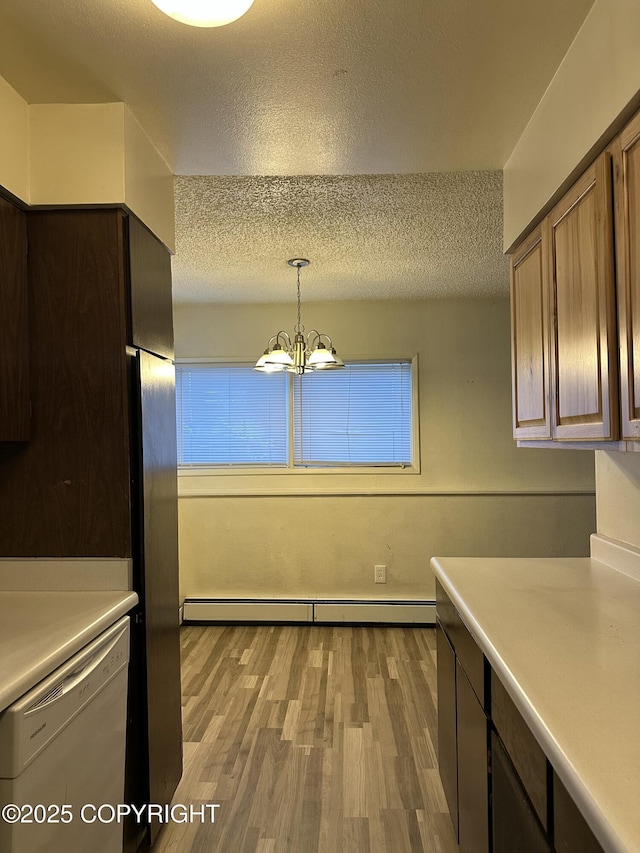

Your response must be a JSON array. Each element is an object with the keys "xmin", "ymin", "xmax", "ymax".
[{"xmin": 130, "ymin": 349, "xmax": 183, "ymax": 846}]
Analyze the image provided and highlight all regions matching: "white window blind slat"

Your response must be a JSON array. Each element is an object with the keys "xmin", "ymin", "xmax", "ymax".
[
  {"xmin": 292, "ymin": 362, "xmax": 412, "ymax": 466},
  {"xmin": 176, "ymin": 366, "xmax": 288, "ymax": 466}
]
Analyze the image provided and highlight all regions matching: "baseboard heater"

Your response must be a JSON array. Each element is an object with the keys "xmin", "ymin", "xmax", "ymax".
[{"xmin": 182, "ymin": 598, "xmax": 435, "ymax": 625}]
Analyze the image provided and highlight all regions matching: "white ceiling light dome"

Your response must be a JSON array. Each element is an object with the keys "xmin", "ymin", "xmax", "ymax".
[{"xmin": 150, "ymin": 0, "xmax": 254, "ymax": 27}]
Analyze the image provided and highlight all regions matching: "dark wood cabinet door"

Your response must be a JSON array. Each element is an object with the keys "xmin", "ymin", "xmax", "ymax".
[
  {"xmin": 491, "ymin": 732, "xmax": 550, "ymax": 853},
  {"xmin": 0, "ymin": 209, "xmax": 132, "ymax": 556},
  {"xmin": 553, "ymin": 772, "xmax": 604, "ymax": 853},
  {"xmin": 436, "ymin": 580, "xmax": 485, "ymax": 707},
  {"xmin": 456, "ymin": 661, "xmax": 489, "ymax": 853},
  {"xmin": 0, "ymin": 195, "xmax": 29, "ymax": 441},
  {"xmin": 127, "ymin": 215, "xmax": 174, "ymax": 361},
  {"xmin": 436, "ymin": 620, "xmax": 458, "ymax": 836},
  {"xmin": 491, "ymin": 670, "xmax": 547, "ymax": 831}
]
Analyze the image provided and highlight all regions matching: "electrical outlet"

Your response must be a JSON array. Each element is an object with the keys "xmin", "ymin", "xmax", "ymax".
[{"xmin": 375, "ymin": 564, "xmax": 387, "ymax": 583}]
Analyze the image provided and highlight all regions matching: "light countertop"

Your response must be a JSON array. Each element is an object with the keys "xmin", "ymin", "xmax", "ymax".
[
  {"xmin": 431, "ymin": 555, "xmax": 640, "ymax": 853},
  {"xmin": 0, "ymin": 591, "xmax": 138, "ymax": 712}
]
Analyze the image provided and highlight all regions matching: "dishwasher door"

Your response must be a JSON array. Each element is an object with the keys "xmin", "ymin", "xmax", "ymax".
[{"xmin": 0, "ymin": 616, "xmax": 130, "ymax": 853}]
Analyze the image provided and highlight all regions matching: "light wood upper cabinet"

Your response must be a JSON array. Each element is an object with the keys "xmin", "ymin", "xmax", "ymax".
[
  {"xmin": 547, "ymin": 152, "xmax": 618, "ymax": 441},
  {"xmin": 612, "ymin": 111, "xmax": 640, "ymax": 439},
  {"xmin": 510, "ymin": 225, "xmax": 551, "ymax": 439},
  {"xmin": 511, "ymin": 150, "xmax": 621, "ymax": 444}
]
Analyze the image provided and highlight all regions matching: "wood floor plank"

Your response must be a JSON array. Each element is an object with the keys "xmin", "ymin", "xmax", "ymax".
[
  {"xmin": 342, "ymin": 725, "xmax": 367, "ymax": 818},
  {"xmin": 154, "ymin": 625, "xmax": 459, "ymax": 853},
  {"xmin": 281, "ymin": 698, "xmax": 302, "ymax": 741},
  {"xmin": 343, "ymin": 816, "xmax": 371, "ymax": 853}
]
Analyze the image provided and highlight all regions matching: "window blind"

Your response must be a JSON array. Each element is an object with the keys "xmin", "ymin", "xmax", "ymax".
[
  {"xmin": 176, "ymin": 365, "xmax": 288, "ymax": 466},
  {"xmin": 292, "ymin": 362, "xmax": 412, "ymax": 466}
]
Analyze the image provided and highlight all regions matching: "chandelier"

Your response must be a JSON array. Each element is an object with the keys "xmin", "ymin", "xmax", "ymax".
[{"xmin": 255, "ymin": 259, "xmax": 345, "ymax": 375}]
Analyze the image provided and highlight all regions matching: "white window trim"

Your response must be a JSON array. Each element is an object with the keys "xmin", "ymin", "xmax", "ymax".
[{"xmin": 176, "ymin": 354, "xmax": 421, "ymax": 477}]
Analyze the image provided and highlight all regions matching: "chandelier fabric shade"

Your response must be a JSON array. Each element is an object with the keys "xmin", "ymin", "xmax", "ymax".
[
  {"xmin": 255, "ymin": 260, "xmax": 345, "ymax": 375},
  {"xmin": 150, "ymin": 0, "xmax": 255, "ymax": 27}
]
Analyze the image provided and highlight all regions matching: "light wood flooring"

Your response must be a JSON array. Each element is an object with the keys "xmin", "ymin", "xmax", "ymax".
[{"xmin": 154, "ymin": 624, "xmax": 458, "ymax": 853}]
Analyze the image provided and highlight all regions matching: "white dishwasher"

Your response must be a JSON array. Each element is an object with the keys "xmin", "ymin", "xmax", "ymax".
[{"xmin": 0, "ymin": 616, "xmax": 130, "ymax": 853}]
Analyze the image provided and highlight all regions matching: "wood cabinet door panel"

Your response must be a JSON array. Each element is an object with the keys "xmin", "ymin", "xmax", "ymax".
[
  {"xmin": 554, "ymin": 189, "xmax": 600, "ymax": 419},
  {"xmin": 511, "ymin": 225, "xmax": 551, "ymax": 439},
  {"xmin": 436, "ymin": 580, "xmax": 485, "ymax": 707},
  {"xmin": 0, "ymin": 196, "xmax": 29, "ymax": 441},
  {"xmin": 491, "ymin": 671, "xmax": 547, "ymax": 830},
  {"xmin": 553, "ymin": 771, "xmax": 603, "ymax": 853},
  {"xmin": 436, "ymin": 620, "xmax": 458, "ymax": 836},
  {"xmin": 456, "ymin": 661, "xmax": 489, "ymax": 853},
  {"xmin": 127, "ymin": 215, "xmax": 174, "ymax": 361},
  {"xmin": 548, "ymin": 154, "xmax": 618, "ymax": 440},
  {"xmin": 613, "ymin": 110, "xmax": 640, "ymax": 438},
  {"xmin": 0, "ymin": 209, "xmax": 132, "ymax": 556},
  {"xmin": 491, "ymin": 732, "xmax": 550, "ymax": 853}
]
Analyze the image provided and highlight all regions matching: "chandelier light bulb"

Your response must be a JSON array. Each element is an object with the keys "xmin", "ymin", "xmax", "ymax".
[{"xmin": 150, "ymin": 0, "xmax": 255, "ymax": 27}]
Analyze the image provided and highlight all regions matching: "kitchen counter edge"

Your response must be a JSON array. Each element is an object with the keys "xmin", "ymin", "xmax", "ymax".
[{"xmin": 0, "ymin": 590, "xmax": 139, "ymax": 713}]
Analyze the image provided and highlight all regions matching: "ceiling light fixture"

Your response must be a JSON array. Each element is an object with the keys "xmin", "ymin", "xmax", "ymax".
[
  {"xmin": 150, "ymin": 0, "xmax": 254, "ymax": 27},
  {"xmin": 255, "ymin": 259, "xmax": 345, "ymax": 375}
]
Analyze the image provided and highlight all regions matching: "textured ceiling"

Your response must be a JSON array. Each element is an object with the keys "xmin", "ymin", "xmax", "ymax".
[
  {"xmin": 1, "ymin": 0, "xmax": 594, "ymax": 176},
  {"xmin": 0, "ymin": 0, "xmax": 595, "ymax": 302},
  {"xmin": 173, "ymin": 172, "xmax": 510, "ymax": 302}
]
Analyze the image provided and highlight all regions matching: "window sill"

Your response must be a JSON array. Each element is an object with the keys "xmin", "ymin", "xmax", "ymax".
[
  {"xmin": 178, "ymin": 465, "xmax": 419, "ymax": 476},
  {"xmin": 177, "ymin": 465, "xmax": 421, "ymax": 497}
]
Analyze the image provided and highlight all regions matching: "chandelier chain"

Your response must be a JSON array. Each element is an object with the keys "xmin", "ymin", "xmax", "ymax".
[{"xmin": 295, "ymin": 264, "xmax": 303, "ymax": 333}]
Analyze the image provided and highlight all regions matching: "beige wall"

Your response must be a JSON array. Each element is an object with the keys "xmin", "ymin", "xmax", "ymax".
[
  {"xmin": 0, "ymin": 75, "xmax": 29, "ymax": 200},
  {"xmin": 175, "ymin": 297, "xmax": 596, "ymax": 601},
  {"xmin": 30, "ymin": 103, "xmax": 126, "ymax": 203},
  {"xmin": 503, "ymin": 0, "xmax": 640, "ymax": 250},
  {"xmin": 0, "ymin": 75, "xmax": 175, "ymax": 249},
  {"xmin": 595, "ymin": 452, "xmax": 640, "ymax": 549},
  {"xmin": 123, "ymin": 109, "xmax": 176, "ymax": 252},
  {"xmin": 180, "ymin": 494, "xmax": 595, "ymax": 600}
]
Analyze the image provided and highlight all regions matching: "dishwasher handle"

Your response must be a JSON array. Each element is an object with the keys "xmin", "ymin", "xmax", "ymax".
[{"xmin": 26, "ymin": 627, "xmax": 128, "ymax": 714}]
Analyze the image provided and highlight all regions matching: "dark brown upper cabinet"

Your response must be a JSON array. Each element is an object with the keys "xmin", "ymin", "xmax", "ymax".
[
  {"xmin": 0, "ymin": 208, "xmax": 174, "ymax": 557},
  {"xmin": 0, "ymin": 195, "xmax": 29, "ymax": 442},
  {"xmin": 127, "ymin": 215, "xmax": 174, "ymax": 361}
]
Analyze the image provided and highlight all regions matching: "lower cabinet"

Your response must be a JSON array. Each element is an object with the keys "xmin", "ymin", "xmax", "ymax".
[
  {"xmin": 436, "ymin": 622, "xmax": 458, "ymax": 832},
  {"xmin": 457, "ymin": 661, "xmax": 489, "ymax": 853},
  {"xmin": 436, "ymin": 577, "xmax": 490, "ymax": 853},
  {"xmin": 491, "ymin": 732, "xmax": 550, "ymax": 853},
  {"xmin": 436, "ymin": 584, "xmax": 604, "ymax": 853},
  {"xmin": 553, "ymin": 772, "xmax": 604, "ymax": 853}
]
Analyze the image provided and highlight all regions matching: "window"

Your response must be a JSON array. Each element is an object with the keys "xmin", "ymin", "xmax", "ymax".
[
  {"xmin": 176, "ymin": 360, "xmax": 415, "ymax": 470},
  {"xmin": 176, "ymin": 365, "xmax": 288, "ymax": 466}
]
